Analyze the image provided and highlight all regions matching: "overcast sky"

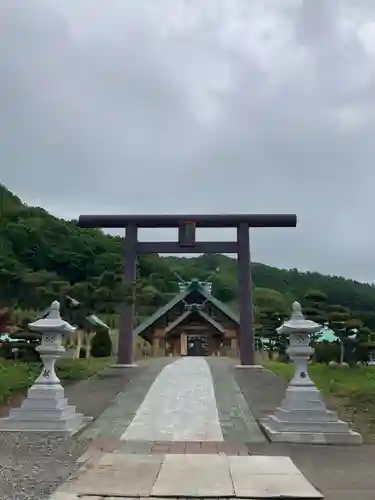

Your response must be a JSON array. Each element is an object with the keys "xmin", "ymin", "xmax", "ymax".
[{"xmin": 2, "ymin": 1, "xmax": 375, "ymax": 282}]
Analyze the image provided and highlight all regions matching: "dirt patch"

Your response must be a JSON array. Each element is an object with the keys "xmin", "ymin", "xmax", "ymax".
[{"xmin": 327, "ymin": 394, "xmax": 375, "ymax": 444}]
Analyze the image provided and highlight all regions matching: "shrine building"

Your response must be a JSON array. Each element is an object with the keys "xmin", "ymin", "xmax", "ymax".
[{"xmin": 134, "ymin": 279, "xmax": 240, "ymax": 357}]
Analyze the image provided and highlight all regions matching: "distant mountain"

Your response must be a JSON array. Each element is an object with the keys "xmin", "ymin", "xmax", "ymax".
[
  {"xmin": 1, "ymin": 185, "xmax": 375, "ymax": 329},
  {"xmin": 0, "ymin": 183, "xmax": 24, "ymax": 214}
]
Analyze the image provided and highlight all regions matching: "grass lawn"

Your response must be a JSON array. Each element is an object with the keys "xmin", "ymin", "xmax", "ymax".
[
  {"xmin": 264, "ymin": 361, "xmax": 375, "ymax": 442},
  {"xmin": 0, "ymin": 357, "xmax": 113, "ymax": 405}
]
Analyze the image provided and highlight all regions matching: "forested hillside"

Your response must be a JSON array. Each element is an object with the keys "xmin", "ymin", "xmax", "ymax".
[{"xmin": 2, "ymin": 183, "xmax": 375, "ymax": 330}]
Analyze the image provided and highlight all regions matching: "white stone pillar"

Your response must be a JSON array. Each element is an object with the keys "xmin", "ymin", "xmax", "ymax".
[
  {"xmin": 0, "ymin": 301, "xmax": 87, "ymax": 435},
  {"xmin": 260, "ymin": 302, "xmax": 362, "ymax": 445}
]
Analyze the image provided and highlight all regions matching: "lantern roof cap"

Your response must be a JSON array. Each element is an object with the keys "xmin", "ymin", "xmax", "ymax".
[
  {"xmin": 277, "ymin": 301, "xmax": 321, "ymax": 334},
  {"xmin": 29, "ymin": 301, "xmax": 76, "ymax": 333}
]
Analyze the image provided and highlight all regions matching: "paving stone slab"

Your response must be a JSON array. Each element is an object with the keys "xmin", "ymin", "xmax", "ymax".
[
  {"xmin": 229, "ymin": 454, "xmax": 304, "ymax": 475},
  {"xmin": 232, "ymin": 473, "xmax": 323, "ymax": 498},
  {"xmin": 62, "ymin": 454, "xmax": 163, "ymax": 497},
  {"xmin": 52, "ymin": 454, "xmax": 323, "ymax": 498},
  {"xmin": 151, "ymin": 454, "xmax": 234, "ymax": 497},
  {"xmin": 229, "ymin": 456, "xmax": 323, "ymax": 498}
]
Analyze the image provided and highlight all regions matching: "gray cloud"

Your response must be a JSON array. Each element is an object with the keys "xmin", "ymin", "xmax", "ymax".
[{"xmin": 1, "ymin": 0, "xmax": 375, "ymax": 282}]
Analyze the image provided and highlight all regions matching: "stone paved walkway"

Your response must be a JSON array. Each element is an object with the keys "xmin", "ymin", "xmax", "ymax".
[
  {"xmin": 122, "ymin": 357, "xmax": 223, "ymax": 441},
  {"xmin": 51, "ymin": 357, "xmax": 323, "ymax": 499}
]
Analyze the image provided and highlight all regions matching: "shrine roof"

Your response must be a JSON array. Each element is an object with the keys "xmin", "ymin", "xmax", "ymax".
[
  {"xmin": 315, "ymin": 327, "xmax": 357, "ymax": 343},
  {"xmin": 134, "ymin": 279, "xmax": 238, "ymax": 339},
  {"xmin": 164, "ymin": 307, "xmax": 226, "ymax": 336}
]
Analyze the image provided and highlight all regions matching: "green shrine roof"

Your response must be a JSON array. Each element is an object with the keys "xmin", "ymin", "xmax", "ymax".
[
  {"xmin": 316, "ymin": 328, "xmax": 339, "ymax": 343},
  {"xmin": 134, "ymin": 278, "xmax": 238, "ymax": 339},
  {"xmin": 315, "ymin": 327, "xmax": 357, "ymax": 343}
]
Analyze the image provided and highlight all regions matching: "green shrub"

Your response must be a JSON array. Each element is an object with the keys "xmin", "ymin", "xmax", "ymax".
[
  {"xmin": 0, "ymin": 339, "xmax": 40, "ymax": 362},
  {"xmin": 91, "ymin": 330, "xmax": 112, "ymax": 358},
  {"xmin": 15, "ymin": 342, "xmax": 40, "ymax": 362},
  {"xmin": 314, "ymin": 341, "xmax": 340, "ymax": 364},
  {"xmin": 0, "ymin": 341, "xmax": 14, "ymax": 359}
]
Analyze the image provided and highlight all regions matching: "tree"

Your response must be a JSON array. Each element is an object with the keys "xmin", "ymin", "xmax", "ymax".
[
  {"xmin": 211, "ymin": 279, "xmax": 236, "ymax": 303},
  {"xmin": 258, "ymin": 308, "xmax": 285, "ymax": 359},
  {"xmin": 302, "ymin": 289, "xmax": 328, "ymax": 346},
  {"xmin": 353, "ymin": 326, "xmax": 374, "ymax": 364},
  {"xmin": 302, "ymin": 289, "xmax": 328, "ymax": 324},
  {"xmin": 91, "ymin": 329, "xmax": 112, "ymax": 357},
  {"xmin": 0, "ymin": 307, "xmax": 11, "ymax": 333},
  {"xmin": 254, "ymin": 287, "xmax": 288, "ymax": 314},
  {"xmin": 328, "ymin": 304, "xmax": 363, "ymax": 364}
]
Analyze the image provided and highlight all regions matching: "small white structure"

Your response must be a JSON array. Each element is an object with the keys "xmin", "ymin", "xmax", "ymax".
[
  {"xmin": 0, "ymin": 301, "xmax": 87, "ymax": 435},
  {"xmin": 260, "ymin": 302, "xmax": 362, "ymax": 445}
]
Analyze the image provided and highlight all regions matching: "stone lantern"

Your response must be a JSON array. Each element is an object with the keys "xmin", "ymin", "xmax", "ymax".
[
  {"xmin": 260, "ymin": 301, "xmax": 362, "ymax": 445},
  {"xmin": 0, "ymin": 301, "xmax": 86, "ymax": 435}
]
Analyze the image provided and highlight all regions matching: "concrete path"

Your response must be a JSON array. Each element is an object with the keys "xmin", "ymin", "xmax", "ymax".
[
  {"xmin": 51, "ymin": 357, "xmax": 324, "ymax": 499},
  {"xmin": 121, "ymin": 357, "xmax": 223, "ymax": 442}
]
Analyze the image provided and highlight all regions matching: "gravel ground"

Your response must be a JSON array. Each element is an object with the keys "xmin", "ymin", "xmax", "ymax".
[
  {"xmin": 0, "ymin": 364, "xmax": 142, "ymax": 500},
  {"xmin": 0, "ymin": 432, "xmax": 88, "ymax": 500}
]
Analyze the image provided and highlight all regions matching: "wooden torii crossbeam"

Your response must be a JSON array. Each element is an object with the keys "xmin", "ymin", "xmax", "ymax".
[{"xmin": 77, "ymin": 214, "xmax": 297, "ymax": 365}]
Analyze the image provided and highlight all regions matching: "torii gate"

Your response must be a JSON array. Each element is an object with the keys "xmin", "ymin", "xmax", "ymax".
[{"xmin": 77, "ymin": 214, "xmax": 297, "ymax": 365}]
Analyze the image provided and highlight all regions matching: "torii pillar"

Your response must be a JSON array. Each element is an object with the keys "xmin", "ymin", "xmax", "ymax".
[{"xmin": 77, "ymin": 214, "xmax": 297, "ymax": 366}]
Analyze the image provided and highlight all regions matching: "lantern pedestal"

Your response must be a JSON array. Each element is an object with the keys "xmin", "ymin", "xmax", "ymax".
[
  {"xmin": 0, "ymin": 301, "xmax": 88, "ymax": 436},
  {"xmin": 260, "ymin": 302, "xmax": 362, "ymax": 445}
]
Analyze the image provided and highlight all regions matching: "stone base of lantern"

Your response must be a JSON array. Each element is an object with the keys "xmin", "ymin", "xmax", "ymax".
[
  {"xmin": 0, "ymin": 383, "xmax": 88, "ymax": 436},
  {"xmin": 260, "ymin": 385, "xmax": 362, "ymax": 445}
]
